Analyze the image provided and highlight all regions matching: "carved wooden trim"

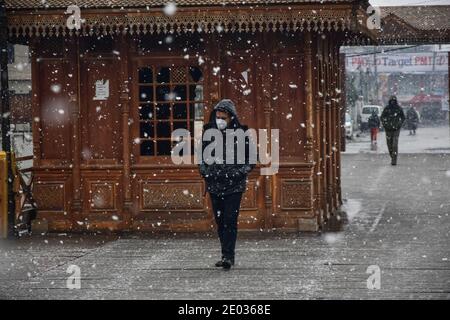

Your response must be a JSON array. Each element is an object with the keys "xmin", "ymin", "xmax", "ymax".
[
  {"xmin": 280, "ymin": 179, "xmax": 312, "ymax": 210},
  {"xmin": 139, "ymin": 180, "xmax": 204, "ymax": 211},
  {"xmin": 7, "ymin": 7, "xmax": 356, "ymax": 37},
  {"xmin": 89, "ymin": 182, "xmax": 116, "ymax": 210},
  {"xmin": 33, "ymin": 182, "xmax": 66, "ymax": 212},
  {"xmin": 240, "ymin": 180, "xmax": 257, "ymax": 210}
]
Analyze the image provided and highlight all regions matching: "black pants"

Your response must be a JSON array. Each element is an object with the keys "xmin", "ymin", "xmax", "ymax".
[
  {"xmin": 210, "ymin": 192, "xmax": 243, "ymax": 261},
  {"xmin": 386, "ymin": 129, "xmax": 401, "ymax": 162}
]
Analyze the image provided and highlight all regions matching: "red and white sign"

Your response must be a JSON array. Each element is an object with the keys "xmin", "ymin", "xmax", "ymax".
[{"xmin": 346, "ymin": 52, "xmax": 448, "ymax": 73}]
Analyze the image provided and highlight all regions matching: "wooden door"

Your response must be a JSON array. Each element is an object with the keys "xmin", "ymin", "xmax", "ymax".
[{"xmin": 222, "ymin": 53, "xmax": 266, "ymax": 230}]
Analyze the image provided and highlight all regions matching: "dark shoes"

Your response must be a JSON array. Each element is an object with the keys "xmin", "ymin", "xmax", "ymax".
[{"xmin": 215, "ymin": 257, "xmax": 235, "ymax": 269}]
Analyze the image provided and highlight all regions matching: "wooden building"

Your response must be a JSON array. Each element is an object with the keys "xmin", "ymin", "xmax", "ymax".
[{"xmin": 5, "ymin": 0, "xmax": 373, "ymax": 233}]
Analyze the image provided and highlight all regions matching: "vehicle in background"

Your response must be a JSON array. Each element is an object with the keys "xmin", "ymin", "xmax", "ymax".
[
  {"xmin": 345, "ymin": 112, "xmax": 353, "ymax": 139},
  {"xmin": 360, "ymin": 105, "xmax": 383, "ymax": 131}
]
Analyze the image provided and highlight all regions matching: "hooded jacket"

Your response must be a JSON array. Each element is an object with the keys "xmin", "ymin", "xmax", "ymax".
[
  {"xmin": 198, "ymin": 99, "xmax": 256, "ymax": 196},
  {"xmin": 381, "ymin": 98, "xmax": 405, "ymax": 131}
]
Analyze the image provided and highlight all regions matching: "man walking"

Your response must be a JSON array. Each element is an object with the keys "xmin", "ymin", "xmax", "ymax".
[
  {"xmin": 406, "ymin": 105, "xmax": 419, "ymax": 135},
  {"xmin": 199, "ymin": 99, "xmax": 255, "ymax": 270},
  {"xmin": 381, "ymin": 96, "xmax": 405, "ymax": 166}
]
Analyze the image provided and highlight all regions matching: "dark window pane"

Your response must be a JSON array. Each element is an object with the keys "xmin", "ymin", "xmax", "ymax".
[
  {"xmin": 189, "ymin": 104, "xmax": 194, "ymax": 120},
  {"xmin": 189, "ymin": 66, "xmax": 203, "ymax": 82},
  {"xmin": 157, "ymin": 140, "xmax": 172, "ymax": 156},
  {"xmin": 189, "ymin": 120, "xmax": 194, "ymax": 136},
  {"xmin": 141, "ymin": 140, "xmax": 154, "ymax": 156},
  {"xmin": 155, "ymin": 103, "xmax": 170, "ymax": 120},
  {"xmin": 173, "ymin": 85, "xmax": 187, "ymax": 101},
  {"xmin": 173, "ymin": 121, "xmax": 188, "ymax": 131},
  {"xmin": 156, "ymin": 85, "xmax": 170, "ymax": 101},
  {"xmin": 156, "ymin": 67, "xmax": 170, "ymax": 83},
  {"xmin": 139, "ymin": 104, "xmax": 154, "ymax": 120},
  {"xmin": 139, "ymin": 67, "xmax": 153, "ymax": 83},
  {"xmin": 173, "ymin": 103, "xmax": 187, "ymax": 119},
  {"xmin": 139, "ymin": 86, "xmax": 153, "ymax": 102},
  {"xmin": 140, "ymin": 122, "xmax": 154, "ymax": 138},
  {"xmin": 157, "ymin": 121, "xmax": 171, "ymax": 138},
  {"xmin": 189, "ymin": 84, "xmax": 203, "ymax": 101}
]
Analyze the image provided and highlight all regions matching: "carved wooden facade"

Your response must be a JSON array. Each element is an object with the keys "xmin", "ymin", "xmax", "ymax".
[{"xmin": 6, "ymin": 0, "xmax": 372, "ymax": 232}]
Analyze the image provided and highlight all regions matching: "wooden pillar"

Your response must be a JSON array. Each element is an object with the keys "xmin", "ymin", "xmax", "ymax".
[
  {"xmin": 30, "ymin": 38, "xmax": 41, "ymax": 169},
  {"xmin": 326, "ymin": 34, "xmax": 333, "ymax": 218},
  {"xmin": 318, "ymin": 34, "xmax": 327, "ymax": 221},
  {"xmin": 119, "ymin": 35, "xmax": 132, "ymax": 225},
  {"xmin": 331, "ymin": 39, "xmax": 339, "ymax": 211},
  {"xmin": 303, "ymin": 31, "xmax": 316, "ymax": 225},
  {"xmin": 312, "ymin": 33, "xmax": 322, "ymax": 223},
  {"xmin": 304, "ymin": 32, "xmax": 315, "ymax": 164},
  {"xmin": 71, "ymin": 37, "xmax": 82, "ymax": 218},
  {"xmin": 337, "ymin": 44, "xmax": 346, "ymax": 206},
  {"xmin": 261, "ymin": 31, "xmax": 274, "ymax": 231}
]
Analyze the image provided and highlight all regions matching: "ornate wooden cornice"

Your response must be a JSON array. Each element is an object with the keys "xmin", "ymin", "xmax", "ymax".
[{"xmin": 6, "ymin": 4, "xmax": 373, "ymax": 38}]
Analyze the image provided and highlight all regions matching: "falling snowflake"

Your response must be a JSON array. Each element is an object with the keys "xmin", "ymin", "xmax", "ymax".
[
  {"xmin": 51, "ymin": 84, "xmax": 62, "ymax": 93},
  {"xmin": 163, "ymin": 2, "xmax": 177, "ymax": 16}
]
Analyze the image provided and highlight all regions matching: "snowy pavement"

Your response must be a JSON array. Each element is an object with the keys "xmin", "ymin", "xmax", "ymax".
[
  {"xmin": 0, "ymin": 153, "xmax": 449, "ymax": 299},
  {"xmin": 344, "ymin": 126, "xmax": 450, "ymax": 154}
]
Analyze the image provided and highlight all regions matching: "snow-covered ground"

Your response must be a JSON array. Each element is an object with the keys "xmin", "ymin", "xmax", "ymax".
[{"xmin": 344, "ymin": 126, "xmax": 450, "ymax": 154}]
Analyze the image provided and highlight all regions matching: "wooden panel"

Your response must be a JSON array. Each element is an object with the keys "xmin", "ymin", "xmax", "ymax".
[
  {"xmin": 32, "ymin": 174, "xmax": 71, "ymax": 214},
  {"xmin": 90, "ymin": 183, "xmax": 116, "ymax": 210},
  {"xmin": 33, "ymin": 183, "xmax": 65, "ymax": 211},
  {"xmin": 37, "ymin": 59, "xmax": 72, "ymax": 161},
  {"xmin": 271, "ymin": 54, "xmax": 306, "ymax": 160},
  {"xmin": 222, "ymin": 53, "xmax": 258, "ymax": 129},
  {"xmin": 139, "ymin": 180, "xmax": 204, "ymax": 211},
  {"xmin": 280, "ymin": 179, "xmax": 313, "ymax": 210},
  {"xmin": 82, "ymin": 174, "xmax": 122, "ymax": 214},
  {"xmin": 240, "ymin": 179, "xmax": 257, "ymax": 210},
  {"xmin": 80, "ymin": 56, "xmax": 122, "ymax": 164}
]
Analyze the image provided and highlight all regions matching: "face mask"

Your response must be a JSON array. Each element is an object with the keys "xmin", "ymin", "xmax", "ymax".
[{"xmin": 216, "ymin": 118, "xmax": 227, "ymax": 130}]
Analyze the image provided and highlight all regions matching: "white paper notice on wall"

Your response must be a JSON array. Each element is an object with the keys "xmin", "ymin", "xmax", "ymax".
[{"xmin": 93, "ymin": 79, "xmax": 109, "ymax": 100}]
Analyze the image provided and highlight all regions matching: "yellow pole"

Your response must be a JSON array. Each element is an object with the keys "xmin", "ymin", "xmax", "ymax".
[{"xmin": 0, "ymin": 151, "xmax": 7, "ymax": 238}]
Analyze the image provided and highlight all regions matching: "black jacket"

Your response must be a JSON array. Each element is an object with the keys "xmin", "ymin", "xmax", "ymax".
[
  {"xmin": 381, "ymin": 101, "xmax": 405, "ymax": 131},
  {"xmin": 368, "ymin": 113, "xmax": 381, "ymax": 129},
  {"xmin": 198, "ymin": 102, "xmax": 255, "ymax": 196},
  {"xmin": 406, "ymin": 108, "xmax": 419, "ymax": 125}
]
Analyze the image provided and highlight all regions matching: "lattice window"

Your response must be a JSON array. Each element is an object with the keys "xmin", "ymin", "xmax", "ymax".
[{"xmin": 137, "ymin": 65, "xmax": 204, "ymax": 156}]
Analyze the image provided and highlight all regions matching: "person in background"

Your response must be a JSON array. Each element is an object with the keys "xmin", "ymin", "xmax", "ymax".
[
  {"xmin": 381, "ymin": 96, "xmax": 406, "ymax": 166},
  {"xmin": 368, "ymin": 110, "xmax": 381, "ymax": 150},
  {"xmin": 406, "ymin": 105, "xmax": 420, "ymax": 135}
]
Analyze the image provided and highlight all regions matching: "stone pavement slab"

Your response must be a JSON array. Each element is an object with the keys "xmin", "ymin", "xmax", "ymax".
[{"xmin": 0, "ymin": 153, "xmax": 449, "ymax": 299}]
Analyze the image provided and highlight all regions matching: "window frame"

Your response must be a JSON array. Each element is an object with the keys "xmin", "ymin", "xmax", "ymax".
[{"xmin": 131, "ymin": 57, "xmax": 207, "ymax": 165}]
